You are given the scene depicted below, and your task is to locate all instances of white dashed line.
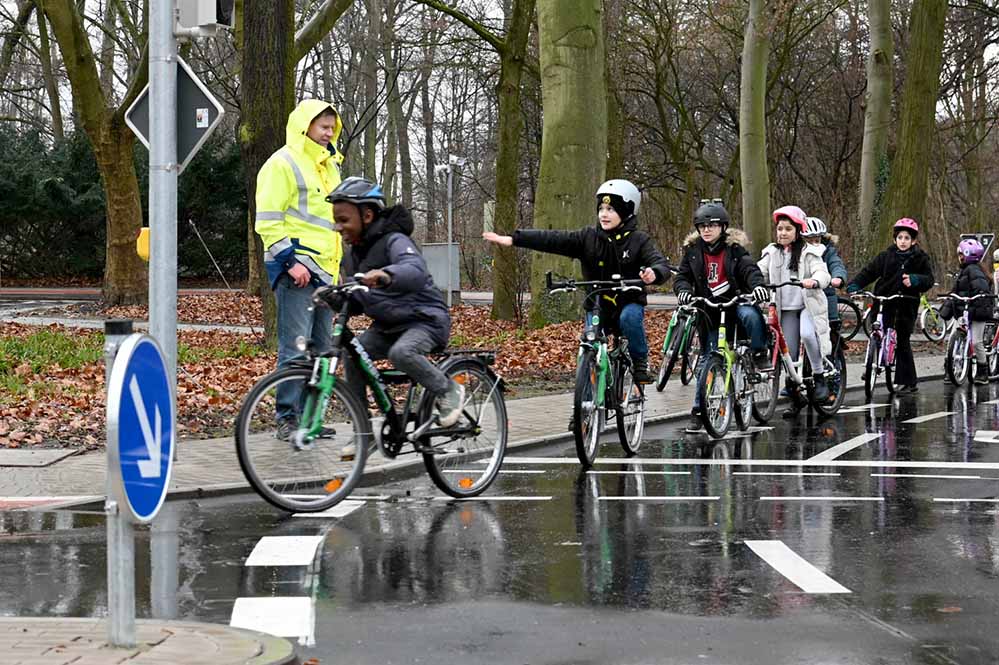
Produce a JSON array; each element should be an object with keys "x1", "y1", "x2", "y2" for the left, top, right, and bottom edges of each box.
[
  {"x1": 444, "y1": 469, "x2": 546, "y2": 474},
  {"x1": 837, "y1": 403, "x2": 891, "y2": 414},
  {"x1": 431, "y1": 495, "x2": 554, "y2": 501},
  {"x1": 759, "y1": 496, "x2": 884, "y2": 502},
  {"x1": 597, "y1": 496, "x2": 719, "y2": 502},
  {"x1": 586, "y1": 470, "x2": 691, "y2": 476},
  {"x1": 745, "y1": 540, "x2": 850, "y2": 593},
  {"x1": 245, "y1": 536, "x2": 326, "y2": 566},
  {"x1": 932, "y1": 498, "x2": 999, "y2": 503},
  {"x1": 902, "y1": 411, "x2": 954, "y2": 424},
  {"x1": 733, "y1": 471, "x2": 840, "y2": 477},
  {"x1": 872, "y1": 473, "x2": 981, "y2": 480}
]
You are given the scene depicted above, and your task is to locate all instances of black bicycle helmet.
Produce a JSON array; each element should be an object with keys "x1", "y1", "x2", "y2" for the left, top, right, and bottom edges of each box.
[
  {"x1": 693, "y1": 199, "x2": 729, "y2": 228},
  {"x1": 325, "y1": 176, "x2": 386, "y2": 210}
]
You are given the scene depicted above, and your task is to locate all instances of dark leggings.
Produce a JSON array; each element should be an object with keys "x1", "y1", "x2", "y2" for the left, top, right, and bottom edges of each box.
[{"x1": 883, "y1": 305, "x2": 917, "y2": 386}]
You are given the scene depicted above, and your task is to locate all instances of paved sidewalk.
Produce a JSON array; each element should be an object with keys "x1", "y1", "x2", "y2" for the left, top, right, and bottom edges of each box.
[
  {"x1": 0, "y1": 354, "x2": 945, "y2": 505},
  {"x1": 0, "y1": 617, "x2": 295, "y2": 665}
]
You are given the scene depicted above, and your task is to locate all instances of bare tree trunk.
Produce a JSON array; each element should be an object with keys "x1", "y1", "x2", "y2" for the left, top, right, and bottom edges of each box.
[
  {"x1": 856, "y1": 0, "x2": 892, "y2": 248},
  {"x1": 239, "y1": 0, "x2": 296, "y2": 347},
  {"x1": 739, "y1": 0, "x2": 771, "y2": 252},
  {"x1": 35, "y1": 10, "x2": 64, "y2": 141},
  {"x1": 97, "y1": 0, "x2": 116, "y2": 93},
  {"x1": 362, "y1": 0, "x2": 379, "y2": 180},
  {"x1": 421, "y1": 58, "x2": 438, "y2": 241},
  {"x1": 529, "y1": 0, "x2": 607, "y2": 327},
  {"x1": 603, "y1": 0, "x2": 623, "y2": 177},
  {"x1": 882, "y1": 0, "x2": 948, "y2": 244},
  {"x1": 0, "y1": 1, "x2": 34, "y2": 88}
]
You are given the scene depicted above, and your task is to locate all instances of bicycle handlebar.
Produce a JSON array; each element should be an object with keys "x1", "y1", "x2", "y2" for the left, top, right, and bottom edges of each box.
[
  {"x1": 689, "y1": 294, "x2": 755, "y2": 309},
  {"x1": 765, "y1": 279, "x2": 821, "y2": 289},
  {"x1": 851, "y1": 291, "x2": 917, "y2": 302},
  {"x1": 313, "y1": 281, "x2": 370, "y2": 307},
  {"x1": 545, "y1": 271, "x2": 646, "y2": 295},
  {"x1": 937, "y1": 293, "x2": 998, "y2": 303}
]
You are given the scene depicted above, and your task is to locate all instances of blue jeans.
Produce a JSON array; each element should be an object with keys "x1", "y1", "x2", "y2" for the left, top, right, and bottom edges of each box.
[
  {"x1": 275, "y1": 274, "x2": 333, "y2": 422},
  {"x1": 617, "y1": 303, "x2": 648, "y2": 360},
  {"x1": 695, "y1": 304, "x2": 766, "y2": 411}
]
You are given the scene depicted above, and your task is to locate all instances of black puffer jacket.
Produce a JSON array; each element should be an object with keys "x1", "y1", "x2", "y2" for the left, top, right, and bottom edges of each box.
[
  {"x1": 512, "y1": 217, "x2": 671, "y2": 308},
  {"x1": 950, "y1": 262, "x2": 994, "y2": 321},
  {"x1": 673, "y1": 229, "x2": 765, "y2": 298},
  {"x1": 848, "y1": 245, "x2": 934, "y2": 322},
  {"x1": 343, "y1": 205, "x2": 450, "y2": 345}
]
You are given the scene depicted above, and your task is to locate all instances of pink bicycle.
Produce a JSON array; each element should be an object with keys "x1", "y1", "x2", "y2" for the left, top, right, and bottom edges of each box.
[{"x1": 853, "y1": 292, "x2": 916, "y2": 401}]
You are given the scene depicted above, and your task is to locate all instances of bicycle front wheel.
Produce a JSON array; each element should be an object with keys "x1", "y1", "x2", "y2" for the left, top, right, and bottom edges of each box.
[
  {"x1": 573, "y1": 352, "x2": 605, "y2": 466},
  {"x1": 422, "y1": 361, "x2": 508, "y2": 498},
  {"x1": 234, "y1": 367, "x2": 370, "y2": 513},
  {"x1": 656, "y1": 322, "x2": 682, "y2": 392},
  {"x1": 680, "y1": 323, "x2": 705, "y2": 386},
  {"x1": 733, "y1": 355, "x2": 754, "y2": 431},
  {"x1": 810, "y1": 347, "x2": 847, "y2": 416},
  {"x1": 752, "y1": 346, "x2": 781, "y2": 424},
  {"x1": 697, "y1": 354, "x2": 733, "y2": 438},
  {"x1": 921, "y1": 306, "x2": 947, "y2": 342},
  {"x1": 837, "y1": 300, "x2": 862, "y2": 342},
  {"x1": 616, "y1": 361, "x2": 646, "y2": 455},
  {"x1": 945, "y1": 330, "x2": 969, "y2": 385}
]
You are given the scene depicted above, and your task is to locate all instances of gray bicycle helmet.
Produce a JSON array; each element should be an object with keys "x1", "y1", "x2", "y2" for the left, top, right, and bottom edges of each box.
[
  {"x1": 803, "y1": 216, "x2": 827, "y2": 238},
  {"x1": 326, "y1": 176, "x2": 386, "y2": 210}
]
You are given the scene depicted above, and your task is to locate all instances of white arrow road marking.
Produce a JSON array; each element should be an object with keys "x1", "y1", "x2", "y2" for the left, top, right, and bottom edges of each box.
[
  {"x1": 129, "y1": 375, "x2": 161, "y2": 478},
  {"x1": 745, "y1": 540, "x2": 850, "y2": 593},
  {"x1": 807, "y1": 432, "x2": 881, "y2": 461},
  {"x1": 902, "y1": 411, "x2": 954, "y2": 424}
]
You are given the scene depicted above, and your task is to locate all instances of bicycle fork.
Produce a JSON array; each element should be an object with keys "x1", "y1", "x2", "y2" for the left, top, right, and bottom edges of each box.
[{"x1": 296, "y1": 356, "x2": 339, "y2": 450}]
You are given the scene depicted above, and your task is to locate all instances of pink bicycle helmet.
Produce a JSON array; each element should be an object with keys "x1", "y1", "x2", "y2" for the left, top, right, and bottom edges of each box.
[
  {"x1": 893, "y1": 217, "x2": 919, "y2": 238},
  {"x1": 772, "y1": 205, "x2": 808, "y2": 232},
  {"x1": 958, "y1": 238, "x2": 985, "y2": 263}
]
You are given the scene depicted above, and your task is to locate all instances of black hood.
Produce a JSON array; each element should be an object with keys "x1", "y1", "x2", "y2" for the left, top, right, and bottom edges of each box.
[{"x1": 360, "y1": 205, "x2": 414, "y2": 247}]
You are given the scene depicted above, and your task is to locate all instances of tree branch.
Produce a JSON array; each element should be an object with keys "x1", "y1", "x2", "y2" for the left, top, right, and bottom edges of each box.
[
  {"x1": 294, "y1": 0, "x2": 354, "y2": 63},
  {"x1": 413, "y1": 0, "x2": 504, "y2": 53}
]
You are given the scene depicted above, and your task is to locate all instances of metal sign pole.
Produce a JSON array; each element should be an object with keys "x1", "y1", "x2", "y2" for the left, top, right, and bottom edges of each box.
[
  {"x1": 150, "y1": 0, "x2": 178, "y2": 381},
  {"x1": 446, "y1": 164, "x2": 454, "y2": 307},
  {"x1": 104, "y1": 321, "x2": 135, "y2": 648}
]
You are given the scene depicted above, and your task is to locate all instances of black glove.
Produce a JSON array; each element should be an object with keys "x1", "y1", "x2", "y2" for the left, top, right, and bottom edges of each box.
[
  {"x1": 677, "y1": 291, "x2": 694, "y2": 306},
  {"x1": 314, "y1": 286, "x2": 345, "y2": 310},
  {"x1": 753, "y1": 286, "x2": 770, "y2": 304}
]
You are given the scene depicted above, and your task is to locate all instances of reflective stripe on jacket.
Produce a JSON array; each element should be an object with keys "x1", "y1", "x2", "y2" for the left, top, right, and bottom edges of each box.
[{"x1": 255, "y1": 98, "x2": 344, "y2": 288}]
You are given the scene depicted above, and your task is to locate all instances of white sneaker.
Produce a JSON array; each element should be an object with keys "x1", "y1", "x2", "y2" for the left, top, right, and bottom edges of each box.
[{"x1": 435, "y1": 381, "x2": 466, "y2": 427}]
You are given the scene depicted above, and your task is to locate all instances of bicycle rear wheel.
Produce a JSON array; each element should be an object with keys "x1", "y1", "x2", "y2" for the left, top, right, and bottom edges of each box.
[
  {"x1": 837, "y1": 299, "x2": 862, "y2": 342},
  {"x1": 697, "y1": 354, "x2": 733, "y2": 438},
  {"x1": 810, "y1": 347, "x2": 847, "y2": 416},
  {"x1": 733, "y1": 355, "x2": 754, "y2": 431},
  {"x1": 573, "y1": 352, "x2": 604, "y2": 467},
  {"x1": 945, "y1": 330, "x2": 969, "y2": 385},
  {"x1": 422, "y1": 361, "x2": 508, "y2": 498},
  {"x1": 863, "y1": 338, "x2": 879, "y2": 402},
  {"x1": 921, "y1": 306, "x2": 947, "y2": 342},
  {"x1": 234, "y1": 367, "x2": 369, "y2": 513},
  {"x1": 656, "y1": 322, "x2": 683, "y2": 392},
  {"x1": 616, "y1": 361, "x2": 646, "y2": 455},
  {"x1": 752, "y1": 344, "x2": 781, "y2": 424}
]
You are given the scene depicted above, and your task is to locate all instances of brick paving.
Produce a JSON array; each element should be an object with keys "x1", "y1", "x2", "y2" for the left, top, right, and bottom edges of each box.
[
  {"x1": 0, "y1": 355, "x2": 945, "y2": 502},
  {"x1": 0, "y1": 617, "x2": 294, "y2": 665}
]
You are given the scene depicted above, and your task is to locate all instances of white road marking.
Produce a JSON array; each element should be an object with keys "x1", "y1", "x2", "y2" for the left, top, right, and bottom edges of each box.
[
  {"x1": 932, "y1": 498, "x2": 999, "y2": 503},
  {"x1": 485, "y1": 457, "x2": 574, "y2": 465},
  {"x1": 745, "y1": 540, "x2": 850, "y2": 593},
  {"x1": 293, "y1": 500, "x2": 366, "y2": 519},
  {"x1": 902, "y1": 411, "x2": 954, "y2": 424},
  {"x1": 807, "y1": 432, "x2": 882, "y2": 461},
  {"x1": 245, "y1": 536, "x2": 325, "y2": 566},
  {"x1": 759, "y1": 496, "x2": 884, "y2": 502},
  {"x1": 597, "y1": 496, "x2": 719, "y2": 502},
  {"x1": 586, "y1": 470, "x2": 690, "y2": 476},
  {"x1": 973, "y1": 430, "x2": 999, "y2": 444},
  {"x1": 837, "y1": 403, "x2": 891, "y2": 414},
  {"x1": 431, "y1": 495, "x2": 553, "y2": 501},
  {"x1": 230, "y1": 597, "x2": 314, "y2": 643},
  {"x1": 444, "y1": 469, "x2": 546, "y2": 474},
  {"x1": 500, "y1": 457, "x2": 999, "y2": 471},
  {"x1": 733, "y1": 471, "x2": 840, "y2": 477},
  {"x1": 872, "y1": 473, "x2": 981, "y2": 480}
]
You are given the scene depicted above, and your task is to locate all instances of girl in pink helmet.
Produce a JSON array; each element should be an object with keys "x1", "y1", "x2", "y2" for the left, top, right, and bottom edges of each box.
[
  {"x1": 945, "y1": 238, "x2": 993, "y2": 383},
  {"x1": 759, "y1": 205, "x2": 833, "y2": 411},
  {"x1": 846, "y1": 218, "x2": 934, "y2": 394}
]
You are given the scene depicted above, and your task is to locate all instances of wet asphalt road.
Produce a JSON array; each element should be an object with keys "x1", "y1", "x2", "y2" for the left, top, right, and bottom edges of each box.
[{"x1": 3, "y1": 379, "x2": 999, "y2": 664}]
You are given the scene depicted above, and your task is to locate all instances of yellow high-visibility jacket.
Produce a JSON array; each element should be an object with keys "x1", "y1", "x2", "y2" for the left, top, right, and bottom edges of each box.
[{"x1": 255, "y1": 99, "x2": 344, "y2": 287}]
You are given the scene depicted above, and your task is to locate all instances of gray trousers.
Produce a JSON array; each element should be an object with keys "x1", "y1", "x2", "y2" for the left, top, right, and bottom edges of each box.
[
  {"x1": 781, "y1": 309, "x2": 824, "y2": 375},
  {"x1": 343, "y1": 325, "x2": 451, "y2": 408}
]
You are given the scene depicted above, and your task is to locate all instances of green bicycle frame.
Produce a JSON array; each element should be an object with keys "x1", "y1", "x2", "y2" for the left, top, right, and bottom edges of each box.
[
  {"x1": 578, "y1": 311, "x2": 612, "y2": 408},
  {"x1": 710, "y1": 316, "x2": 736, "y2": 395},
  {"x1": 661, "y1": 307, "x2": 696, "y2": 356}
]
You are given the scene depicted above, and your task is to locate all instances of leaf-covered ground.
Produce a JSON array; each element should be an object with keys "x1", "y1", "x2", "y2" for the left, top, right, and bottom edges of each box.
[{"x1": 2, "y1": 292, "x2": 941, "y2": 450}]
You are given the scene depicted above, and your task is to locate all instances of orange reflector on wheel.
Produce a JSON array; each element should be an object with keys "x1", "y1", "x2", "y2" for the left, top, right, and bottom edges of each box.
[
  {"x1": 458, "y1": 477, "x2": 475, "y2": 489},
  {"x1": 325, "y1": 478, "x2": 343, "y2": 493},
  {"x1": 454, "y1": 372, "x2": 470, "y2": 385}
]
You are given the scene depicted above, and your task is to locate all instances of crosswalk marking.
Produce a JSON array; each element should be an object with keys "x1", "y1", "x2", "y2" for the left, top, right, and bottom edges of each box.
[
  {"x1": 902, "y1": 411, "x2": 954, "y2": 424},
  {"x1": 807, "y1": 432, "x2": 882, "y2": 461},
  {"x1": 230, "y1": 597, "x2": 315, "y2": 643},
  {"x1": 293, "y1": 500, "x2": 366, "y2": 518},
  {"x1": 245, "y1": 536, "x2": 326, "y2": 566},
  {"x1": 745, "y1": 540, "x2": 850, "y2": 593}
]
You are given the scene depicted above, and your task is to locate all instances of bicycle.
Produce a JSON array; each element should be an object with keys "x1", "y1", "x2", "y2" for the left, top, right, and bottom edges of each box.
[
  {"x1": 853, "y1": 292, "x2": 916, "y2": 402},
  {"x1": 940, "y1": 293, "x2": 999, "y2": 385},
  {"x1": 234, "y1": 280, "x2": 508, "y2": 512},
  {"x1": 754, "y1": 281, "x2": 847, "y2": 420},
  {"x1": 655, "y1": 301, "x2": 705, "y2": 392},
  {"x1": 836, "y1": 298, "x2": 863, "y2": 342},
  {"x1": 546, "y1": 272, "x2": 648, "y2": 466},
  {"x1": 692, "y1": 293, "x2": 759, "y2": 438},
  {"x1": 919, "y1": 289, "x2": 952, "y2": 342}
]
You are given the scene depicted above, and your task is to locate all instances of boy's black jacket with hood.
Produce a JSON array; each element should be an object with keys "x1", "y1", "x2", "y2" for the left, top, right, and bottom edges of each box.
[
  {"x1": 511, "y1": 217, "x2": 671, "y2": 309},
  {"x1": 342, "y1": 205, "x2": 450, "y2": 347},
  {"x1": 672, "y1": 228, "x2": 765, "y2": 322}
]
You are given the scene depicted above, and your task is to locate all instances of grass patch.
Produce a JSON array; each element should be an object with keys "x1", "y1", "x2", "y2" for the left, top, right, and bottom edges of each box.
[
  {"x1": 178, "y1": 339, "x2": 265, "y2": 363},
  {"x1": 0, "y1": 328, "x2": 103, "y2": 376}
]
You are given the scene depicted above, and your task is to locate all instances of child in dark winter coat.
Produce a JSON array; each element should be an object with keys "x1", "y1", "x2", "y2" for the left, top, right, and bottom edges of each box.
[
  {"x1": 946, "y1": 238, "x2": 993, "y2": 384},
  {"x1": 846, "y1": 218, "x2": 934, "y2": 394},
  {"x1": 483, "y1": 179, "x2": 671, "y2": 384},
  {"x1": 673, "y1": 199, "x2": 770, "y2": 431}
]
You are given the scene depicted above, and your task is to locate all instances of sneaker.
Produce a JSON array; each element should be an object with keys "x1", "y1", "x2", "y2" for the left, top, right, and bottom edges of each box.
[
  {"x1": 975, "y1": 366, "x2": 989, "y2": 385},
  {"x1": 435, "y1": 380, "x2": 466, "y2": 427},
  {"x1": 752, "y1": 350, "x2": 771, "y2": 372},
  {"x1": 685, "y1": 414, "x2": 704, "y2": 433},
  {"x1": 633, "y1": 357, "x2": 653, "y2": 384},
  {"x1": 811, "y1": 373, "x2": 830, "y2": 402},
  {"x1": 276, "y1": 418, "x2": 298, "y2": 442},
  {"x1": 896, "y1": 384, "x2": 919, "y2": 395}
]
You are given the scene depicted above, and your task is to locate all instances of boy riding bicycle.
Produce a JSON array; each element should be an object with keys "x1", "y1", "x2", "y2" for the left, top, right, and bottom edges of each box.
[
  {"x1": 673, "y1": 199, "x2": 770, "y2": 432},
  {"x1": 325, "y1": 177, "x2": 465, "y2": 443},
  {"x1": 483, "y1": 179, "x2": 671, "y2": 384}
]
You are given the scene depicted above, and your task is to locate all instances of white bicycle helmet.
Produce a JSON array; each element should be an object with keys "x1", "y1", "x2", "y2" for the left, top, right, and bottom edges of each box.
[
  {"x1": 802, "y1": 216, "x2": 827, "y2": 238},
  {"x1": 596, "y1": 179, "x2": 641, "y2": 219}
]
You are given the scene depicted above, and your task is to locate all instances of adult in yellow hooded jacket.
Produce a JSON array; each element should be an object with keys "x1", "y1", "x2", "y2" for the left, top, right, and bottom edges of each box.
[{"x1": 254, "y1": 99, "x2": 343, "y2": 431}]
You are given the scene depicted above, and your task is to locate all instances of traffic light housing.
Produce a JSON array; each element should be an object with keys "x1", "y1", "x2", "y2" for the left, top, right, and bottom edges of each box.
[{"x1": 177, "y1": 0, "x2": 235, "y2": 29}]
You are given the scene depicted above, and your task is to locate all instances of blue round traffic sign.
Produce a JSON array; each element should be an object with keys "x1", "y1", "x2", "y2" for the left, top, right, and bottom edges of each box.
[{"x1": 107, "y1": 334, "x2": 175, "y2": 522}]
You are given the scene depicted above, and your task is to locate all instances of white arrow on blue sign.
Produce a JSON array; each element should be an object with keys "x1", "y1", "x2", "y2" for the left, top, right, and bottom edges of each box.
[{"x1": 107, "y1": 334, "x2": 175, "y2": 523}]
